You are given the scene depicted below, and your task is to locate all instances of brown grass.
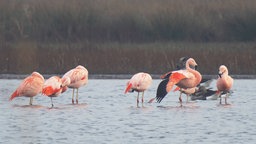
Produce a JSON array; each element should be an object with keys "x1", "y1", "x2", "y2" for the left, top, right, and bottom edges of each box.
[
  {"x1": 0, "y1": 0, "x2": 256, "y2": 75},
  {"x1": 0, "y1": 41, "x2": 255, "y2": 75},
  {"x1": 1, "y1": 0, "x2": 256, "y2": 42}
]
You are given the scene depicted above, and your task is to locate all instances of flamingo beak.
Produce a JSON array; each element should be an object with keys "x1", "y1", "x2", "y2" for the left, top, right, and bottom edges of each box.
[
  {"x1": 194, "y1": 65, "x2": 198, "y2": 70},
  {"x1": 218, "y1": 73, "x2": 222, "y2": 78}
]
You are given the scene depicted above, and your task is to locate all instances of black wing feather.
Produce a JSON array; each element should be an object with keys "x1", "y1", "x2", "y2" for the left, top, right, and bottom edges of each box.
[{"x1": 156, "y1": 79, "x2": 169, "y2": 103}]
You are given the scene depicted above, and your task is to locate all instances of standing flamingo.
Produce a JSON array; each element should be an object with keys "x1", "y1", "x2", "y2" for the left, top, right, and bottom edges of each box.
[
  {"x1": 62, "y1": 65, "x2": 88, "y2": 104},
  {"x1": 125, "y1": 72, "x2": 152, "y2": 107},
  {"x1": 42, "y1": 76, "x2": 71, "y2": 107},
  {"x1": 9, "y1": 72, "x2": 45, "y2": 105},
  {"x1": 216, "y1": 65, "x2": 233, "y2": 104},
  {"x1": 155, "y1": 58, "x2": 202, "y2": 106}
]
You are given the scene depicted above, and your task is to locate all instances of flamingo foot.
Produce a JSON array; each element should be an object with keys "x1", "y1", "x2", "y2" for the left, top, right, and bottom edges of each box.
[
  {"x1": 72, "y1": 99, "x2": 75, "y2": 104},
  {"x1": 179, "y1": 97, "x2": 183, "y2": 106},
  {"x1": 136, "y1": 100, "x2": 140, "y2": 108},
  {"x1": 76, "y1": 99, "x2": 78, "y2": 104}
]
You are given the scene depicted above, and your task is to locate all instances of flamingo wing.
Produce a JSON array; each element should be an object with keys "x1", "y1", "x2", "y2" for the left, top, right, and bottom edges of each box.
[
  {"x1": 160, "y1": 71, "x2": 172, "y2": 79},
  {"x1": 204, "y1": 89, "x2": 217, "y2": 97},
  {"x1": 42, "y1": 76, "x2": 62, "y2": 96},
  {"x1": 156, "y1": 79, "x2": 169, "y2": 103},
  {"x1": 9, "y1": 76, "x2": 33, "y2": 101},
  {"x1": 166, "y1": 72, "x2": 187, "y2": 93}
]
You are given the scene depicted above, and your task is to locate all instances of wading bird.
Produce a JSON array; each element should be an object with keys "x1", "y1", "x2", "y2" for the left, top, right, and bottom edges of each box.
[
  {"x1": 154, "y1": 58, "x2": 202, "y2": 106},
  {"x1": 42, "y1": 76, "x2": 71, "y2": 107},
  {"x1": 125, "y1": 72, "x2": 152, "y2": 107},
  {"x1": 62, "y1": 65, "x2": 88, "y2": 104},
  {"x1": 216, "y1": 65, "x2": 233, "y2": 104},
  {"x1": 9, "y1": 72, "x2": 45, "y2": 105}
]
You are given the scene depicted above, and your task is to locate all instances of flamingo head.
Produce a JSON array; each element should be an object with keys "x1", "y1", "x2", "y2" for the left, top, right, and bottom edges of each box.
[
  {"x1": 218, "y1": 65, "x2": 228, "y2": 78},
  {"x1": 186, "y1": 58, "x2": 198, "y2": 69}
]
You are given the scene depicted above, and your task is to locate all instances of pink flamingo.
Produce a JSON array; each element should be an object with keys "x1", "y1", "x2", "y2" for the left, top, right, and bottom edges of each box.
[
  {"x1": 9, "y1": 72, "x2": 45, "y2": 105},
  {"x1": 125, "y1": 72, "x2": 152, "y2": 107},
  {"x1": 216, "y1": 65, "x2": 233, "y2": 104},
  {"x1": 42, "y1": 76, "x2": 71, "y2": 107},
  {"x1": 62, "y1": 65, "x2": 88, "y2": 104},
  {"x1": 155, "y1": 58, "x2": 202, "y2": 106}
]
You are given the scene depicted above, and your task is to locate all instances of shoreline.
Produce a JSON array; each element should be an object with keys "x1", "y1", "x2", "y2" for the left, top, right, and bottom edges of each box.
[{"x1": 0, "y1": 74, "x2": 255, "y2": 79}]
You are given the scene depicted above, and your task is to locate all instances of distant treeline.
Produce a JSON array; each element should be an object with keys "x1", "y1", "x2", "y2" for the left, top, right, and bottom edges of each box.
[
  {"x1": 1, "y1": 0, "x2": 256, "y2": 42},
  {"x1": 0, "y1": 0, "x2": 256, "y2": 75}
]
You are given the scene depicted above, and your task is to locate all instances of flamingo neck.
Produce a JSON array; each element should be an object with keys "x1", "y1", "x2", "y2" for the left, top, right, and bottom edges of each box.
[{"x1": 186, "y1": 63, "x2": 202, "y2": 84}]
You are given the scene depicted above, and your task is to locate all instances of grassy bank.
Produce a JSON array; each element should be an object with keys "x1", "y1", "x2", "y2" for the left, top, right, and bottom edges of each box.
[{"x1": 0, "y1": 41, "x2": 255, "y2": 75}]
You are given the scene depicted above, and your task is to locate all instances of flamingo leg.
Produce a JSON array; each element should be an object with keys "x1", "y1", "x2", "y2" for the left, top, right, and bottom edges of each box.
[
  {"x1": 141, "y1": 91, "x2": 144, "y2": 107},
  {"x1": 179, "y1": 92, "x2": 183, "y2": 107},
  {"x1": 51, "y1": 97, "x2": 54, "y2": 108},
  {"x1": 76, "y1": 88, "x2": 79, "y2": 104},
  {"x1": 29, "y1": 97, "x2": 33, "y2": 105},
  {"x1": 72, "y1": 89, "x2": 75, "y2": 104},
  {"x1": 186, "y1": 94, "x2": 189, "y2": 102},
  {"x1": 225, "y1": 93, "x2": 228, "y2": 104},
  {"x1": 137, "y1": 92, "x2": 140, "y2": 108},
  {"x1": 219, "y1": 95, "x2": 222, "y2": 104}
]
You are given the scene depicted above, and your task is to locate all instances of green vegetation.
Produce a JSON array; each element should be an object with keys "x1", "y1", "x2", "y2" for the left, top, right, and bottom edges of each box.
[{"x1": 0, "y1": 0, "x2": 255, "y2": 75}]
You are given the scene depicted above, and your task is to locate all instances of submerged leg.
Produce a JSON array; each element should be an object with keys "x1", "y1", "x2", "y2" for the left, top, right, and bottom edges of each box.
[
  {"x1": 219, "y1": 94, "x2": 222, "y2": 104},
  {"x1": 29, "y1": 97, "x2": 33, "y2": 105},
  {"x1": 72, "y1": 89, "x2": 75, "y2": 104},
  {"x1": 76, "y1": 88, "x2": 79, "y2": 104},
  {"x1": 51, "y1": 97, "x2": 54, "y2": 108},
  {"x1": 179, "y1": 92, "x2": 183, "y2": 107},
  {"x1": 186, "y1": 94, "x2": 189, "y2": 102},
  {"x1": 141, "y1": 91, "x2": 144, "y2": 107},
  {"x1": 137, "y1": 92, "x2": 140, "y2": 108},
  {"x1": 225, "y1": 93, "x2": 228, "y2": 104}
]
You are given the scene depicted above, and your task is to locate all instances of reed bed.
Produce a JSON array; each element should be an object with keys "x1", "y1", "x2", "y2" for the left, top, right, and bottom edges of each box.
[
  {"x1": 0, "y1": 0, "x2": 255, "y2": 75},
  {"x1": 0, "y1": 42, "x2": 255, "y2": 75},
  {"x1": 1, "y1": 0, "x2": 256, "y2": 42}
]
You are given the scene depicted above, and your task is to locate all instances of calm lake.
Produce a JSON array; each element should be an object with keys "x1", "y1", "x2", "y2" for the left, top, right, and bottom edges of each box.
[{"x1": 0, "y1": 79, "x2": 255, "y2": 144}]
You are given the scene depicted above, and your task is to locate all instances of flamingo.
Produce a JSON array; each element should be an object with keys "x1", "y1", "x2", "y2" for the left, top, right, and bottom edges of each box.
[
  {"x1": 155, "y1": 58, "x2": 202, "y2": 106},
  {"x1": 125, "y1": 72, "x2": 152, "y2": 107},
  {"x1": 9, "y1": 72, "x2": 45, "y2": 105},
  {"x1": 62, "y1": 65, "x2": 88, "y2": 104},
  {"x1": 148, "y1": 57, "x2": 211, "y2": 104},
  {"x1": 216, "y1": 65, "x2": 233, "y2": 104},
  {"x1": 42, "y1": 76, "x2": 71, "y2": 107}
]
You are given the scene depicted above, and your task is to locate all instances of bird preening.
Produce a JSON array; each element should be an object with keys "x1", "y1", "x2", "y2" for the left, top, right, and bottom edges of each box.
[
  {"x1": 9, "y1": 65, "x2": 89, "y2": 107},
  {"x1": 9, "y1": 72, "x2": 45, "y2": 105},
  {"x1": 124, "y1": 72, "x2": 152, "y2": 108},
  {"x1": 8, "y1": 60, "x2": 234, "y2": 108}
]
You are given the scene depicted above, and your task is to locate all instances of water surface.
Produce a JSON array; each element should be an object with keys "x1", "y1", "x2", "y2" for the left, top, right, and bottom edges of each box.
[{"x1": 0, "y1": 79, "x2": 255, "y2": 144}]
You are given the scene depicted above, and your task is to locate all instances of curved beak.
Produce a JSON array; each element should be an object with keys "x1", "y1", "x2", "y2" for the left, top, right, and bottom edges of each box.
[
  {"x1": 218, "y1": 72, "x2": 223, "y2": 78},
  {"x1": 194, "y1": 65, "x2": 198, "y2": 70}
]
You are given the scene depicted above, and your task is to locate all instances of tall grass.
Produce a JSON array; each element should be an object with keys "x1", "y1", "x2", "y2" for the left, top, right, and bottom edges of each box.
[
  {"x1": 1, "y1": 0, "x2": 256, "y2": 42},
  {"x1": 0, "y1": 42, "x2": 255, "y2": 75},
  {"x1": 0, "y1": 0, "x2": 256, "y2": 75}
]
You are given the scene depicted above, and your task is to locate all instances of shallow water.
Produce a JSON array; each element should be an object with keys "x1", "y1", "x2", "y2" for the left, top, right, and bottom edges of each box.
[{"x1": 0, "y1": 79, "x2": 255, "y2": 144}]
